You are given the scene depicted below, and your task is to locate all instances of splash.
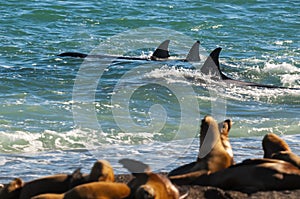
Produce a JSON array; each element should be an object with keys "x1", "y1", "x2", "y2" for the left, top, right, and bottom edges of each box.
[{"x1": 263, "y1": 61, "x2": 300, "y2": 73}]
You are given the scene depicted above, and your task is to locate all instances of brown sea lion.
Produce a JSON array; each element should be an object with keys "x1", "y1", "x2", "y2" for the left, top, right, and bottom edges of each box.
[
  {"x1": 31, "y1": 182, "x2": 130, "y2": 199},
  {"x1": 219, "y1": 119, "x2": 234, "y2": 164},
  {"x1": 19, "y1": 169, "x2": 81, "y2": 199},
  {"x1": 119, "y1": 158, "x2": 184, "y2": 199},
  {"x1": 192, "y1": 158, "x2": 300, "y2": 194},
  {"x1": 0, "y1": 178, "x2": 24, "y2": 199},
  {"x1": 262, "y1": 133, "x2": 300, "y2": 169},
  {"x1": 168, "y1": 116, "x2": 233, "y2": 185},
  {"x1": 19, "y1": 159, "x2": 115, "y2": 199},
  {"x1": 262, "y1": 133, "x2": 291, "y2": 158},
  {"x1": 87, "y1": 159, "x2": 115, "y2": 182},
  {"x1": 271, "y1": 151, "x2": 300, "y2": 169},
  {"x1": 135, "y1": 173, "x2": 181, "y2": 199}
]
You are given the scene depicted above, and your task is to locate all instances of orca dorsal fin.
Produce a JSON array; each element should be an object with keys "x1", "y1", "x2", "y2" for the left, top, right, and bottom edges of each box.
[
  {"x1": 151, "y1": 40, "x2": 170, "y2": 59},
  {"x1": 185, "y1": 40, "x2": 201, "y2": 62},
  {"x1": 201, "y1": 47, "x2": 228, "y2": 80},
  {"x1": 119, "y1": 158, "x2": 151, "y2": 174}
]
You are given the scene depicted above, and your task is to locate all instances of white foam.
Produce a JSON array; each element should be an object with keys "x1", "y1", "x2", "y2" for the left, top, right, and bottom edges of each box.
[
  {"x1": 274, "y1": 40, "x2": 293, "y2": 45},
  {"x1": 0, "y1": 157, "x2": 8, "y2": 166},
  {"x1": 144, "y1": 66, "x2": 194, "y2": 85},
  {"x1": 280, "y1": 74, "x2": 300, "y2": 87},
  {"x1": 211, "y1": 24, "x2": 223, "y2": 29},
  {"x1": 1, "y1": 65, "x2": 15, "y2": 69},
  {"x1": 0, "y1": 129, "x2": 91, "y2": 153},
  {"x1": 263, "y1": 62, "x2": 300, "y2": 73},
  {"x1": 144, "y1": 66, "x2": 300, "y2": 103},
  {"x1": 0, "y1": 131, "x2": 42, "y2": 153}
]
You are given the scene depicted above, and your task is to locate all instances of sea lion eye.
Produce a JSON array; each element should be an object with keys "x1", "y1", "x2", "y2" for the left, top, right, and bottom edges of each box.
[
  {"x1": 136, "y1": 186, "x2": 155, "y2": 199},
  {"x1": 143, "y1": 191, "x2": 155, "y2": 199}
]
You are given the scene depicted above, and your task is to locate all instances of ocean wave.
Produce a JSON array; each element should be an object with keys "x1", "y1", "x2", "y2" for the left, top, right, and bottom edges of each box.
[
  {"x1": 280, "y1": 74, "x2": 300, "y2": 87},
  {"x1": 0, "y1": 129, "x2": 87, "y2": 153},
  {"x1": 263, "y1": 61, "x2": 300, "y2": 73},
  {"x1": 146, "y1": 66, "x2": 300, "y2": 102}
]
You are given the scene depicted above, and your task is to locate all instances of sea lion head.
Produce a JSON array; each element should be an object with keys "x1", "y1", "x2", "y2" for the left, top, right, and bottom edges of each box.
[
  {"x1": 262, "y1": 133, "x2": 291, "y2": 158},
  {"x1": 89, "y1": 160, "x2": 115, "y2": 182},
  {"x1": 135, "y1": 185, "x2": 155, "y2": 199},
  {"x1": 199, "y1": 115, "x2": 224, "y2": 158},
  {"x1": 138, "y1": 173, "x2": 179, "y2": 199},
  {"x1": 119, "y1": 158, "x2": 180, "y2": 199},
  {"x1": 219, "y1": 119, "x2": 234, "y2": 163},
  {"x1": 0, "y1": 178, "x2": 24, "y2": 199},
  {"x1": 199, "y1": 115, "x2": 219, "y2": 146},
  {"x1": 219, "y1": 119, "x2": 232, "y2": 137}
]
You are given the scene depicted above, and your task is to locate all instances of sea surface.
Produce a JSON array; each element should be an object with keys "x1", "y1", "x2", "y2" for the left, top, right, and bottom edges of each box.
[{"x1": 0, "y1": 0, "x2": 299, "y2": 183}]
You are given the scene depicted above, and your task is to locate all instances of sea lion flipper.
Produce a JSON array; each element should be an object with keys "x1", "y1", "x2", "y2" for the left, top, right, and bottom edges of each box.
[
  {"x1": 178, "y1": 187, "x2": 189, "y2": 199},
  {"x1": 168, "y1": 161, "x2": 198, "y2": 177},
  {"x1": 69, "y1": 168, "x2": 85, "y2": 188}
]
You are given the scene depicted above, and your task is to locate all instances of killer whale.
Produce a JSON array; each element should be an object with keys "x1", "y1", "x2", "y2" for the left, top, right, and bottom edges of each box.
[
  {"x1": 58, "y1": 40, "x2": 201, "y2": 62},
  {"x1": 58, "y1": 40, "x2": 171, "y2": 60},
  {"x1": 201, "y1": 47, "x2": 300, "y2": 90},
  {"x1": 58, "y1": 38, "x2": 298, "y2": 89}
]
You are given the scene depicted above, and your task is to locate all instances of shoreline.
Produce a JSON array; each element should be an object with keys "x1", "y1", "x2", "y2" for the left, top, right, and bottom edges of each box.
[{"x1": 114, "y1": 174, "x2": 300, "y2": 199}]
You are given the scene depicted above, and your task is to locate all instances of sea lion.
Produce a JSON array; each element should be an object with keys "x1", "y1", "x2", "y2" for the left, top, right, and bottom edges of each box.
[
  {"x1": 192, "y1": 158, "x2": 300, "y2": 194},
  {"x1": 262, "y1": 133, "x2": 291, "y2": 158},
  {"x1": 31, "y1": 182, "x2": 130, "y2": 199},
  {"x1": 168, "y1": 116, "x2": 233, "y2": 185},
  {"x1": 219, "y1": 119, "x2": 234, "y2": 164},
  {"x1": 262, "y1": 133, "x2": 300, "y2": 169},
  {"x1": 19, "y1": 169, "x2": 82, "y2": 199},
  {"x1": 195, "y1": 115, "x2": 233, "y2": 172},
  {"x1": 0, "y1": 178, "x2": 24, "y2": 199},
  {"x1": 19, "y1": 159, "x2": 114, "y2": 199},
  {"x1": 271, "y1": 151, "x2": 300, "y2": 169},
  {"x1": 86, "y1": 159, "x2": 115, "y2": 182},
  {"x1": 135, "y1": 173, "x2": 180, "y2": 199},
  {"x1": 119, "y1": 158, "x2": 183, "y2": 199}
]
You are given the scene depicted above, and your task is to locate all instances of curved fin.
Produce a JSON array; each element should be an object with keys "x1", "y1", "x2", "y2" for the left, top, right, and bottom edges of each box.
[
  {"x1": 151, "y1": 40, "x2": 170, "y2": 59},
  {"x1": 119, "y1": 158, "x2": 151, "y2": 174},
  {"x1": 185, "y1": 41, "x2": 200, "y2": 62},
  {"x1": 200, "y1": 47, "x2": 231, "y2": 80},
  {"x1": 200, "y1": 47, "x2": 223, "y2": 79}
]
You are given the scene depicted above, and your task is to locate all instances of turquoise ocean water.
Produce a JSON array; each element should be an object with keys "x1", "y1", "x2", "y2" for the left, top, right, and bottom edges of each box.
[{"x1": 0, "y1": 0, "x2": 299, "y2": 183}]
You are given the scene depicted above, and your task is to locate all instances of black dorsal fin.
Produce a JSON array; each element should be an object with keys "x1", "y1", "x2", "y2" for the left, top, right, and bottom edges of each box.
[
  {"x1": 185, "y1": 40, "x2": 201, "y2": 62},
  {"x1": 151, "y1": 40, "x2": 170, "y2": 59},
  {"x1": 58, "y1": 52, "x2": 88, "y2": 58},
  {"x1": 200, "y1": 47, "x2": 228, "y2": 80}
]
